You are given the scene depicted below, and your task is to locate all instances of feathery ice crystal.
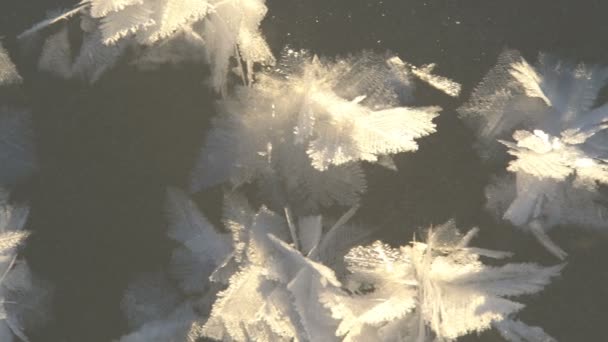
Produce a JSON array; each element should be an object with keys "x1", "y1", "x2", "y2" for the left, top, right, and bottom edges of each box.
[
  {"x1": 120, "y1": 190, "x2": 562, "y2": 342},
  {"x1": 326, "y1": 221, "x2": 562, "y2": 342},
  {"x1": 459, "y1": 50, "x2": 608, "y2": 259},
  {"x1": 21, "y1": 0, "x2": 274, "y2": 88},
  {"x1": 6, "y1": 3, "x2": 582, "y2": 340},
  {"x1": 119, "y1": 187, "x2": 233, "y2": 341},
  {"x1": 120, "y1": 188, "x2": 371, "y2": 341},
  {"x1": 200, "y1": 197, "x2": 372, "y2": 342},
  {"x1": 0, "y1": 198, "x2": 35, "y2": 342},
  {"x1": 191, "y1": 50, "x2": 459, "y2": 214}
]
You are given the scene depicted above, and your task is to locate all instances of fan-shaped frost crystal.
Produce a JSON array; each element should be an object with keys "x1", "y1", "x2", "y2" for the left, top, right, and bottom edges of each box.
[
  {"x1": 0, "y1": 202, "x2": 29, "y2": 256},
  {"x1": 0, "y1": 44, "x2": 22, "y2": 85},
  {"x1": 118, "y1": 188, "x2": 233, "y2": 342},
  {"x1": 23, "y1": 0, "x2": 274, "y2": 88},
  {"x1": 191, "y1": 50, "x2": 457, "y2": 214},
  {"x1": 0, "y1": 200, "x2": 52, "y2": 342},
  {"x1": 121, "y1": 193, "x2": 562, "y2": 342},
  {"x1": 165, "y1": 187, "x2": 232, "y2": 294},
  {"x1": 327, "y1": 221, "x2": 562, "y2": 342},
  {"x1": 202, "y1": 205, "x2": 323, "y2": 341},
  {"x1": 199, "y1": 195, "x2": 374, "y2": 342},
  {"x1": 459, "y1": 50, "x2": 608, "y2": 258}
]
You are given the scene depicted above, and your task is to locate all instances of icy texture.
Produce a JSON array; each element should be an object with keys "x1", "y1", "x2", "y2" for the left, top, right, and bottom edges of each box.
[
  {"x1": 202, "y1": 203, "x2": 354, "y2": 342},
  {"x1": 24, "y1": 0, "x2": 274, "y2": 88},
  {"x1": 0, "y1": 51, "x2": 48, "y2": 341},
  {"x1": 388, "y1": 57, "x2": 461, "y2": 98},
  {"x1": 327, "y1": 221, "x2": 563, "y2": 342},
  {"x1": 0, "y1": 199, "x2": 29, "y2": 342},
  {"x1": 0, "y1": 201, "x2": 29, "y2": 256},
  {"x1": 191, "y1": 50, "x2": 457, "y2": 214},
  {"x1": 165, "y1": 187, "x2": 232, "y2": 295},
  {"x1": 0, "y1": 43, "x2": 22, "y2": 85},
  {"x1": 38, "y1": 23, "x2": 131, "y2": 83},
  {"x1": 0, "y1": 199, "x2": 52, "y2": 342},
  {"x1": 121, "y1": 271, "x2": 182, "y2": 331},
  {"x1": 119, "y1": 188, "x2": 233, "y2": 341},
  {"x1": 459, "y1": 50, "x2": 608, "y2": 258},
  {"x1": 494, "y1": 319, "x2": 557, "y2": 342},
  {"x1": 117, "y1": 302, "x2": 200, "y2": 342},
  {"x1": 119, "y1": 195, "x2": 561, "y2": 342},
  {"x1": 198, "y1": 193, "x2": 373, "y2": 342}
]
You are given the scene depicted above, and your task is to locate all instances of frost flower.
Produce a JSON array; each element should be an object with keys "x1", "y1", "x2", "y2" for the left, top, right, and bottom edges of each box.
[{"x1": 459, "y1": 50, "x2": 608, "y2": 258}]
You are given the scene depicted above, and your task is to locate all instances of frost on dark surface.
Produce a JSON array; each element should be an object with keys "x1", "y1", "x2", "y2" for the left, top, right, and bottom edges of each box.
[
  {"x1": 118, "y1": 270, "x2": 197, "y2": 342},
  {"x1": 120, "y1": 189, "x2": 373, "y2": 341},
  {"x1": 0, "y1": 197, "x2": 53, "y2": 342},
  {"x1": 120, "y1": 191, "x2": 562, "y2": 342},
  {"x1": 459, "y1": 50, "x2": 608, "y2": 258},
  {"x1": 20, "y1": 0, "x2": 274, "y2": 89},
  {"x1": 2, "y1": 1, "x2": 607, "y2": 341},
  {"x1": 165, "y1": 187, "x2": 232, "y2": 295},
  {"x1": 119, "y1": 188, "x2": 232, "y2": 341},
  {"x1": 0, "y1": 43, "x2": 22, "y2": 85},
  {"x1": 0, "y1": 42, "x2": 51, "y2": 342},
  {"x1": 326, "y1": 221, "x2": 562, "y2": 342},
  {"x1": 191, "y1": 50, "x2": 457, "y2": 214},
  {"x1": 200, "y1": 204, "x2": 366, "y2": 342}
]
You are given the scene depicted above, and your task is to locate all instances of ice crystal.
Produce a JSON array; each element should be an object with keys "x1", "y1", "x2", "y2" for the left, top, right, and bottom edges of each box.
[
  {"x1": 191, "y1": 50, "x2": 457, "y2": 214},
  {"x1": 22, "y1": 0, "x2": 274, "y2": 89},
  {"x1": 327, "y1": 221, "x2": 562, "y2": 342},
  {"x1": 202, "y1": 196, "x2": 370, "y2": 342},
  {"x1": 459, "y1": 50, "x2": 608, "y2": 258}
]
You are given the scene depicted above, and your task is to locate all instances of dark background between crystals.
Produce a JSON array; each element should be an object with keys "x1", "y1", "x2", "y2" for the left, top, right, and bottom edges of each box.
[{"x1": 1, "y1": 0, "x2": 607, "y2": 341}]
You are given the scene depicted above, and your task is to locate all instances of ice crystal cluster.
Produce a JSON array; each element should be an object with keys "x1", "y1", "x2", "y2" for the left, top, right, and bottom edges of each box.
[
  {"x1": 21, "y1": 0, "x2": 274, "y2": 88},
  {"x1": 2, "y1": 0, "x2": 602, "y2": 340},
  {"x1": 328, "y1": 222, "x2": 562, "y2": 342},
  {"x1": 0, "y1": 198, "x2": 45, "y2": 342},
  {"x1": 0, "y1": 45, "x2": 51, "y2": 342},
  {"x1": 121, "y1": 191, "x2": 562, "y2": 342},
  {"x1": 460, "y1": 50, "x2": 608, "y2": 259},
  {"x1": 116, "y1": 39, "x2": 563, "y2": 340},
  {"x1": 190, "y1": 50, "x2": 456, "y2": 214}
]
